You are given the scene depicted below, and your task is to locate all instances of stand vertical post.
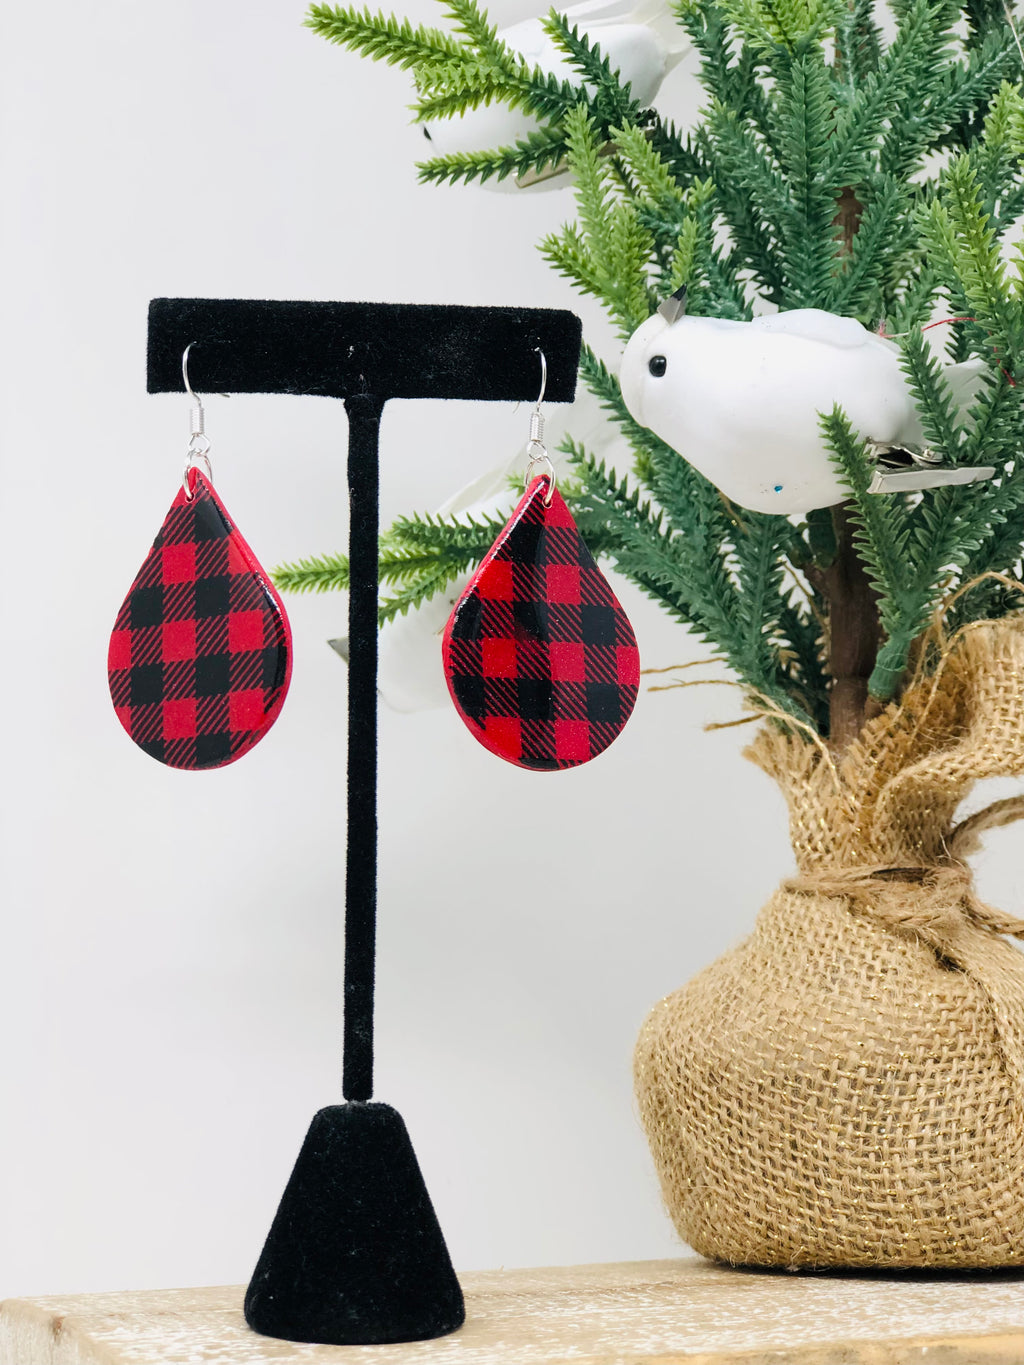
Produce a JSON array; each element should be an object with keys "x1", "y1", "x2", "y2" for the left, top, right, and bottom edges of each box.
[{"x1": 343, "y1": 393, "x2": 384, "y2": 1102}]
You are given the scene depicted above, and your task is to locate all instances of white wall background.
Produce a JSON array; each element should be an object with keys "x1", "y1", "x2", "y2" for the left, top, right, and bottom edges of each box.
[{"x1": 2, "y1": 0, "x2": 1022, "y2": 1301}]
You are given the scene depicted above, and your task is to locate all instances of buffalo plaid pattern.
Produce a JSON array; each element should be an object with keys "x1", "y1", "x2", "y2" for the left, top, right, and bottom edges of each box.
[
  {"x1": 108, "y1": 471, "x2": 292, "y2": 770},
  {"x1": 443, "y1": 477, "x2": 640, "y2": 770}
]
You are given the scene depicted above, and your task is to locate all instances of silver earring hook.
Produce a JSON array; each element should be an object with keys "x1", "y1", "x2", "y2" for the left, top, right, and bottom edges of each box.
[
  {"x1": 524, "y1": 346, "x2": 555, "y2": 504},
  {"x1": 182, "y1": 342, "x2": 200, "y2": 405},
  {"x1": 181, "y1": 343, "x2": 213, "y2": 498}
]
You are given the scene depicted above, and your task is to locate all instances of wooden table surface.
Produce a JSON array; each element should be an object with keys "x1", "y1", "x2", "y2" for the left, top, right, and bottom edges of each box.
[{"x1": 4, "y1": 1257, "x2": 1024, "y2": 1364}]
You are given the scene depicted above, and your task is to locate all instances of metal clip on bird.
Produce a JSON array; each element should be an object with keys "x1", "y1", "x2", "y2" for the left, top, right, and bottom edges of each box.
[{"x1": 866, "y1": 441, "x2": 996, "y2": 494}]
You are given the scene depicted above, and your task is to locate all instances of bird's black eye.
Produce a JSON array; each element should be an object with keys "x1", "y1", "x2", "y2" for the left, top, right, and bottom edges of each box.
[{"x1": 649, "y1": 355, "x2": 667, "y2": 377}]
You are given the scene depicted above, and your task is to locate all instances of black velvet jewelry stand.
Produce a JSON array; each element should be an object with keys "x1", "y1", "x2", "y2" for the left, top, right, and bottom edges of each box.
[{"x1": 146, "y1": 299, "x2": 582, "y2": 1348}]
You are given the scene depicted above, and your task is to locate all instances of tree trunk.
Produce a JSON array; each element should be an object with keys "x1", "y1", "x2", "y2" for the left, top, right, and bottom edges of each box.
[
  {"x1": 824, "y1": 502, "x2": 881, "y2": 750},
  {"x1": 821, "y1": 187, "x2": 880, "y2": 751}
]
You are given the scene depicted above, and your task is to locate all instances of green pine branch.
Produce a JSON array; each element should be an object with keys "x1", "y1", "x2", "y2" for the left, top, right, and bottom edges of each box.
[
  {"x1": 827, "y1": 175, "x2": 914, "y2": 317},
  {"x1": 770, "y1": 48, "x2": 842, "y2": 307},
  {"x1": 568, "y1": 441, "x2": 811, "y2": 719},
  {"x1": 419, "y1": 125, "x2": 568, "y2": 184},
  {"x1": 932, "y1": 28, "x2": 1020, "y2": 154},
  {"x1": 834, "y1": 0, "x2": 883, "y2": 86},
  {"x1": 273, "y1": 551, "x2": 350, "y2": 594},
  {"x1": 822, "y1": 408, "x2": 923, "y2": 699},
  {"x1": 825, "y1": 0, "x2": 933, "y2": 183},
  {"x1": 274, "y1": 510, "x2": 513, "y2": 624},
  {"x1": 441, "y1": 0, "x2": 510, "y2": 69},
  {"x1": 542, "y1": 13, "x2": 641, "y2": 126},
  {"x1": 923, "y1": 152, "x2": 1024, "y2": 364},
  {"x1": 307, "y1": 2, "x2": 468, "y2": 69},
  {"x1": 897, "y1": 326, "x2": 967, "y2": 452}
]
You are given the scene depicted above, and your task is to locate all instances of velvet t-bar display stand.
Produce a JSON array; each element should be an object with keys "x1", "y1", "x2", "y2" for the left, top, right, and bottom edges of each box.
[{"x1": 146, "y1": 299, "x2": 582, "y2": 1348}]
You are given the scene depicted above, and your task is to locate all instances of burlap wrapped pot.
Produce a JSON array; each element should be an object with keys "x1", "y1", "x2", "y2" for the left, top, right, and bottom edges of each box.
[{"x1": 635, "y1": 615, "x2": 1024, "y2": 1268}]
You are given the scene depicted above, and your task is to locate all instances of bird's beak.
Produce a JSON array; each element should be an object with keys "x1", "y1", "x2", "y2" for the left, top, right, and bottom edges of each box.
[{"x1": 657, "y1": 283, "x2": 687, "y2": 325}]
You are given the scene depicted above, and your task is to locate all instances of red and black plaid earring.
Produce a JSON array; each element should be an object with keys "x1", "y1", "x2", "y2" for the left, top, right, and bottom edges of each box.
[
  {"x1": 108, "y1": 346, "x2": 292, "y2": 770},
  {"x1": 442, "y1": 350, "x2": 640, "y2": 771}
]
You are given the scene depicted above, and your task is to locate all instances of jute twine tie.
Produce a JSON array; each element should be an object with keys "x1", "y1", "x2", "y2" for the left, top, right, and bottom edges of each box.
[{"x1": 785, "y1": 796, "x2": 1024, "y2": 949}]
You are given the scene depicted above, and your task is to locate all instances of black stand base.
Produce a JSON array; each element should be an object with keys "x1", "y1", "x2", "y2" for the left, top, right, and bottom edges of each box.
[{"x1": 244, "y1": 1103, "x2": 466, "y2": 1345}]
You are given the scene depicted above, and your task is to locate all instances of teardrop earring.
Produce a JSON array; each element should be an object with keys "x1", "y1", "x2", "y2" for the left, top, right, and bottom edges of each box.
[
  {"x1": 107, "y1": 345, "x2": 293, "y2": 770},
  {"x1": 442, "y1": 349, "x2": 640, "y2": 771}
]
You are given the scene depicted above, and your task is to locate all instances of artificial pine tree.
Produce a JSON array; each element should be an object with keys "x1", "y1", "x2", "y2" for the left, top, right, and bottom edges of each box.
[
  {"x1": 281, "y1": 0, "x2": 1024, "y2": 756},
  {"x1": 283, "y1": 0, "x2": 1024, "y2": 1271}
]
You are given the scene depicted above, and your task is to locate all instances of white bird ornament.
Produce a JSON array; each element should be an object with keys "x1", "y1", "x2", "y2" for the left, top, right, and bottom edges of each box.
[{"x1": 618, "y1": 293, "x2": 995, "y2": 515}]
